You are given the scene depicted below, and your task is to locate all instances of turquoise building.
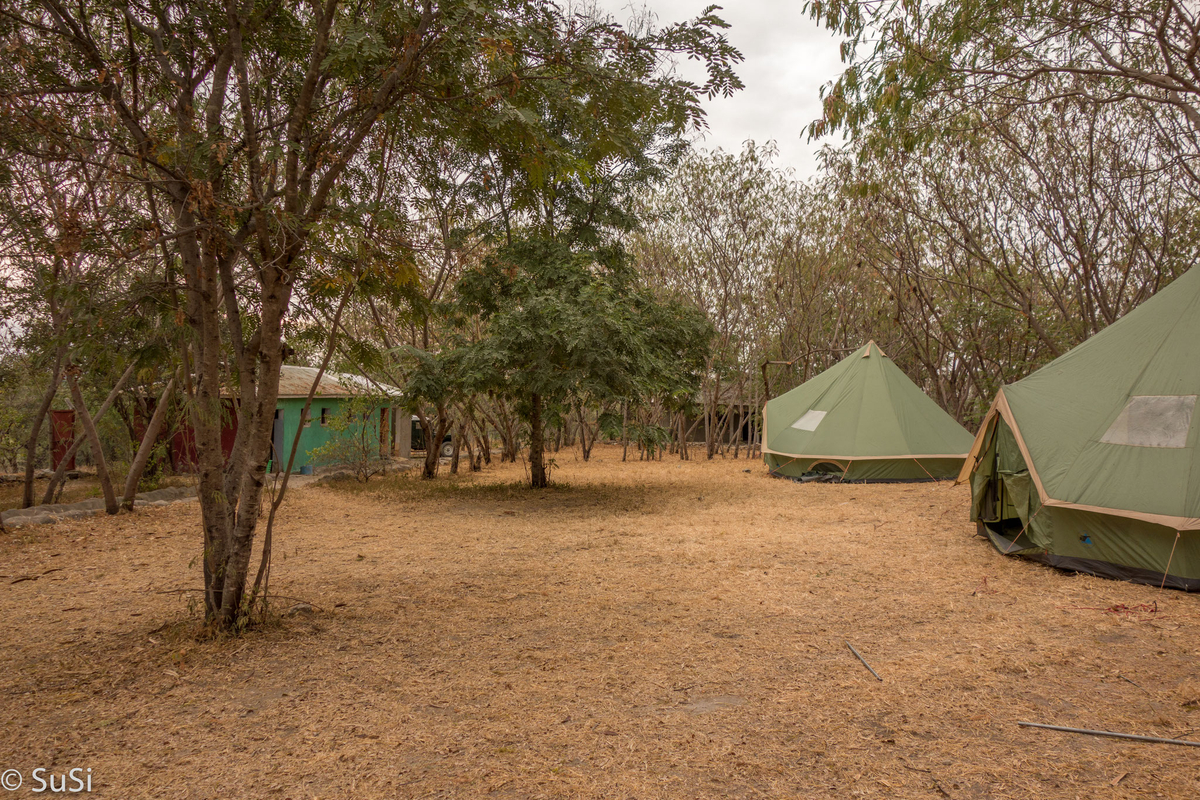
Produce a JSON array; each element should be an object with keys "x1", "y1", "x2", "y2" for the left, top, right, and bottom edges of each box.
[{"x1": 269, "y1": 366, "x2": 407, "y2": 473}]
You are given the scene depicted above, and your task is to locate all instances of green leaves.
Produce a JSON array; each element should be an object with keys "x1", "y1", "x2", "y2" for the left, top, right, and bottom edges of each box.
[
  {"x1": 400, "y1": 344, "x2": 461, "y2": 411},
  {"x1": 449, "y1": 232, "x2": 710, "y2": 421},
  {"x1": 807, "y1": 0, "x2": 1200, "y2": 159}
]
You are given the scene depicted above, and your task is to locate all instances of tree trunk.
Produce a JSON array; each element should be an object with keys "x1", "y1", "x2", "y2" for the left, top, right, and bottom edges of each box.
[
  {"x1": 66, "y1": 371, "x2": 118, "y2": 515},
  {"x1": 250, "y1": 287, "x2": 353, "y2": 612},
  {"x1": 490, "y1": 396, "x2": 521, "y2": 462},
  {"x1": 450, "y1": 420, "x2": 465, "y2": 474},
  {"x1": 43, "y1": 363, "x2": 137, "y2": 505},
  {"x1": 462, "y1": 422, "x2": 478, "y2": 472},
  {"x1": 712, "y1": 404, "x2": 733, "y2": 458},
  {"x1": 621, "y1": 401, "x2": 629, "y2": 462},
  {"x1": 22, "y1": 354, "x2": 64, "y2": 508},
  {"x1": 122, "y1": 375, "x2": 177, "y2": 510},
  {"x1": 576, "y1": 404, "x2": 593, "y2": 462},
  {"x1": 421, "y1": 407, "x2": 451, "y2": 479},
  {"x1": 679, "y1": 413, "x2": 688, "y2": 461},
  {"x1": 529, "y1": 392, "x2": 547, "y2": 488},
  {"x1": 706, "y1": 377, "x2": 720, "y2": 460},
  {"x1": 422, "y1": 421, "x2": 438, "y2": 478},
  {"x1": 751, "y1": 384, "x2": 761, "y2": 458}
]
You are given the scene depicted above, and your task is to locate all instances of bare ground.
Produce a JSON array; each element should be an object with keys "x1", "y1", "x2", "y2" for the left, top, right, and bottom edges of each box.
[{"x1": 3, "y1": 445, "x2": 1200, "y2": 799}]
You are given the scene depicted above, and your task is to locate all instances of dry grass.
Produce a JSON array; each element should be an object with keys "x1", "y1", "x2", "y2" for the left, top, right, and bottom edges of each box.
[
  {"x1": 0, "y1": 471, "x2": 196, "y2": 513},
  {"x1": 3, "y1": 445, "x2": 1200, "y2": 798},
  {"x1": 0, "y1": 475, "x2": 104, "y2": 512}
]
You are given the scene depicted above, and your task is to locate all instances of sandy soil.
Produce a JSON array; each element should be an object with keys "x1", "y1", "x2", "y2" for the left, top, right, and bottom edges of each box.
[{"x1": 3, "y1": 445, "x2": 1200, "y2": 799}]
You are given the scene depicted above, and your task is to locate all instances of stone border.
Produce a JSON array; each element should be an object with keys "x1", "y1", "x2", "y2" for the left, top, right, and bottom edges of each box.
[
  {"x1": 1, "y1": 486, "x2": 197, "y2": 529},
  {"x1": 1, "y1": 458, "x2": 417, "y2": 529}
]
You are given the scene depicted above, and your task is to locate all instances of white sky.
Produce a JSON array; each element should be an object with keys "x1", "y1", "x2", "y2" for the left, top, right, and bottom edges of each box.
[{"x1": 595, "y1": 0, "x2": 848, "y2": 178}]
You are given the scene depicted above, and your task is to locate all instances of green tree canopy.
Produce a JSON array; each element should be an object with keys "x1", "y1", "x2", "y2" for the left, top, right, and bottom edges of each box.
[{"x1": 454, "y1": 234, "x2": 712, "y2": 487}]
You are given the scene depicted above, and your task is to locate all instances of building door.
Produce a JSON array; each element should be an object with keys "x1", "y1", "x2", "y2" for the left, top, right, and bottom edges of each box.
[
  {"x1": 272, "y1": 409, "x2": 284, "y2": 472},
  {"x1": 50, "y1": 409, "x2": 77, "y2": 470}
]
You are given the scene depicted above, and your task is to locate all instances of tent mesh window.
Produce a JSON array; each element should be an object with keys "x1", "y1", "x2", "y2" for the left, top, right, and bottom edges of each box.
[
  {"x1": 1099, "y1": 395, "x2": 1196, "y2": 448},
  {"x1": 790, "y1": 409, "x2": 827, "y2": 431}
]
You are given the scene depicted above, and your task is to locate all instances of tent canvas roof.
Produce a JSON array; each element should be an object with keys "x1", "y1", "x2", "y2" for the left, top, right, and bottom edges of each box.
[
  {"x1": 764, "y1": 342, "x2": 974, "y2": 461},
  {"x1": 959, "y1": 267, "x2": 1200, "y2": 530}
]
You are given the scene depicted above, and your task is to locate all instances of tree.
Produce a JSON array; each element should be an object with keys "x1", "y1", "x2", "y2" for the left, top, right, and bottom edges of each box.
[
  {"x1": 629, "y1": 142, "x2": 883, "y2": 455},
  {"x1": 401, "y1": 346, "x2": 459, "y2": 480},
  {"x1": 455, "y1": 235, "x2": 711, "y2": 488},
  {"x1": 808, "y1": 0, "x2": 1200, "y2": 170},
  {"x1": 786, "y1": 0, "x2": 1200, "y2": 425},
  {"x1": 2, "y1": 0, "x2": 740, "y2": 628},
  {"x1": 810, "y1": 78, "x2": 1200, "y2": 422}
]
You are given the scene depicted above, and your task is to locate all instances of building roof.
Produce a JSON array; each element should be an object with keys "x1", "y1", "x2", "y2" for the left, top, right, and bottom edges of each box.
[{"x1": 276, "y1": 366, "x2": 403, "y2": 399}]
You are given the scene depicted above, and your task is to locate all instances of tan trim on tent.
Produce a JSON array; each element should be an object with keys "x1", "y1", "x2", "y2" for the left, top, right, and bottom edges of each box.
[
  {"x1": 955, "y1": 391, "x2": 1044, "y2": 491},
  {"x1": 762, "y1": 444, "x2": 969, "y2": 461},
  {"x1": 955, "y1": 394, "x2": 1001, "y2": 484},
  {"x1": 957, "y1": 389, "x2": 1200, "y2": 531},
  {"x1": 993, "y1": 390, "x2": 1051, "y2": 502},
  {"x1": 762, "y1": 403, "x2": 768, "y2": 451},
  {"x1": 1038, "y1": 498, "x2": 1200, "y2": 531}
]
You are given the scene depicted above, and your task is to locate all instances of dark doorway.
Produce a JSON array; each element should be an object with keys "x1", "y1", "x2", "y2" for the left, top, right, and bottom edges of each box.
[{"x1": 272, "y1": 409, "x2": 284, "y2": 472}]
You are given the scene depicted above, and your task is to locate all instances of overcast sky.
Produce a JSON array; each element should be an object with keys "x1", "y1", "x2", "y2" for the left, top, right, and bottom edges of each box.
[{"x1": 594, "y1": 1, "x2": 848, "y2": 178}]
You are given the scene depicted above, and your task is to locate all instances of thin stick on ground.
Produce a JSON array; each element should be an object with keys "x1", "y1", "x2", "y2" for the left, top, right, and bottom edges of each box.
[
  {"x1": 1018, "y1": 722, "x2": 1200, "y2": 747},
  {"x1": 846, "y1": 639, "x2": 883, "y2": 681}
]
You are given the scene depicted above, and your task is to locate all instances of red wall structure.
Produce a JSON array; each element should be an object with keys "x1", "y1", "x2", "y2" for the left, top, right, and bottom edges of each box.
[
  {"x1": 168, "y1": 399, "x2": 239, "y2": 472},
  {"x1": 49, "y1": 410, "x2": 76, "y2": 470}
]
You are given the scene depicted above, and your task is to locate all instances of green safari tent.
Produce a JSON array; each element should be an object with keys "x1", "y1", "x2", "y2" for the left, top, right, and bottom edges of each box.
[
  {"x1": 763, "y1": 342, "x2": 974, "y2": 481},
  {"x1": 961, "y1": 266, "x2": 1200, "y2": 590}
]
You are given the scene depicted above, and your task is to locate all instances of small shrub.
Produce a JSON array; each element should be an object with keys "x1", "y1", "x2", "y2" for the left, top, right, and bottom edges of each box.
[{"x1": 308, "y1": 395, "x2": 388, "y2": 483}]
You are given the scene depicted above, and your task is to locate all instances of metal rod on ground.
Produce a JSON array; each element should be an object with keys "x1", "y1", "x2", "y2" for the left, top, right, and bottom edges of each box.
[
  {"x1": 1018, "y1": 722, "x2": 1200, "y2": 747},
  {"x1": 846, "y1": 640, "x2": 882, "y2": 681}
]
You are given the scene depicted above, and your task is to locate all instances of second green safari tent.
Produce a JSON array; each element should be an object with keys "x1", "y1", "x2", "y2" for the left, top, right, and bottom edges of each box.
[
  {"x1": 961, "y1": 266, "x2": 1200, "y2": 590},
  {"x1": 763, "y1": 342, "x2": 974, "y2": 481}
]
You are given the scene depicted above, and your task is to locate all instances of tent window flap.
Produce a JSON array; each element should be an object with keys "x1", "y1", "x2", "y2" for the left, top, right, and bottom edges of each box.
[
  {"x1": 1099, "y1": 395, "x2": 1196, "y2": 448},
  {"x1": 791, "y1": 409, "x2": 827, "y2": 431}
]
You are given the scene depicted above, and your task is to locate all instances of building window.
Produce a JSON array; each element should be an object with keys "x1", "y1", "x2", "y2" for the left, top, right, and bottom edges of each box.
[{"x1": 321, "y1": 407, "x2": 330, "y2": 425}]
